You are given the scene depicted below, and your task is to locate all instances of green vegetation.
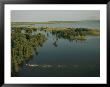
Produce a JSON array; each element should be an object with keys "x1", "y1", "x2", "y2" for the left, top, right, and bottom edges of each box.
[
  {"x1": 46, "y1": 28, "x2": 100, "y2": 41},
  {"x1": 11, "y1": 26, "x2": 47, "y2": 76}
]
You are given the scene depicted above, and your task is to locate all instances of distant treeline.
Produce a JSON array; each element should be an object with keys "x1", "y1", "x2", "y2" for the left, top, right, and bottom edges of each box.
[{"x1": 11, "y1": 20, "x2": 100, "y2": 25}]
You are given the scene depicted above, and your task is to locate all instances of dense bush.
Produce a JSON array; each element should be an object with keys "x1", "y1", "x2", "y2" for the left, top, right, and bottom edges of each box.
[{"x1": 11, "y1": 26, "x2": 47, "y2": 76}]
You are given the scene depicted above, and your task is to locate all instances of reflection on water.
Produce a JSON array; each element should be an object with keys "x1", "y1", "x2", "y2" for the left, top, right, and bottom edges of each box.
[
  {"x1": 11, "y1": 23, "x2": 100, "y2": 77},
  {"x1": 25, "y1": 64, "x2": 94, "y2": 68}
]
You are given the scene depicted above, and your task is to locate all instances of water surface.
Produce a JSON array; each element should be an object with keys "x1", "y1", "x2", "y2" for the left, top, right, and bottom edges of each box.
[
  {"x1": 13, "y1": 21, "x2": 100, "y2": 77},
  {"x1": 34, "y1": 21, "x2": 100, "y2": 29},
  {"x1": 17, "y1": 30, "x2": 100, "y2": 77}
]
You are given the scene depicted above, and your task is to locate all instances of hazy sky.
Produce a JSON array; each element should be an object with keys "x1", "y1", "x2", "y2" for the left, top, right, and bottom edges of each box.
[{"x1": 11, "y1": 10, "x2": 100, "y2": 22}]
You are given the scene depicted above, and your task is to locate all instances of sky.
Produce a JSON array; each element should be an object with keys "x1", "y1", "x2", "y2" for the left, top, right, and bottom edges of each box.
[{"x1": 11, "y1": 10, "x2": 100, "y2": 22}]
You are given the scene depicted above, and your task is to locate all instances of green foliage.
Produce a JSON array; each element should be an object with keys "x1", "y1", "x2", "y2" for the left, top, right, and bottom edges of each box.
[
  {"x1": 51, "y1": 28, "x2": 99, "y2": 41},
  {"x1": 11, "y1": 26, "x2": 47, "y2": 76}
]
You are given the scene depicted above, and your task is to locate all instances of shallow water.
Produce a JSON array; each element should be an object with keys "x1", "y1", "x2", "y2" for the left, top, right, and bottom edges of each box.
[
  {"x1": 34, "y1": 21, "x2": 100, "y2": 29},
  {"x1": 16, "y1": 30, "x2": 100, "y2": 77}
]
